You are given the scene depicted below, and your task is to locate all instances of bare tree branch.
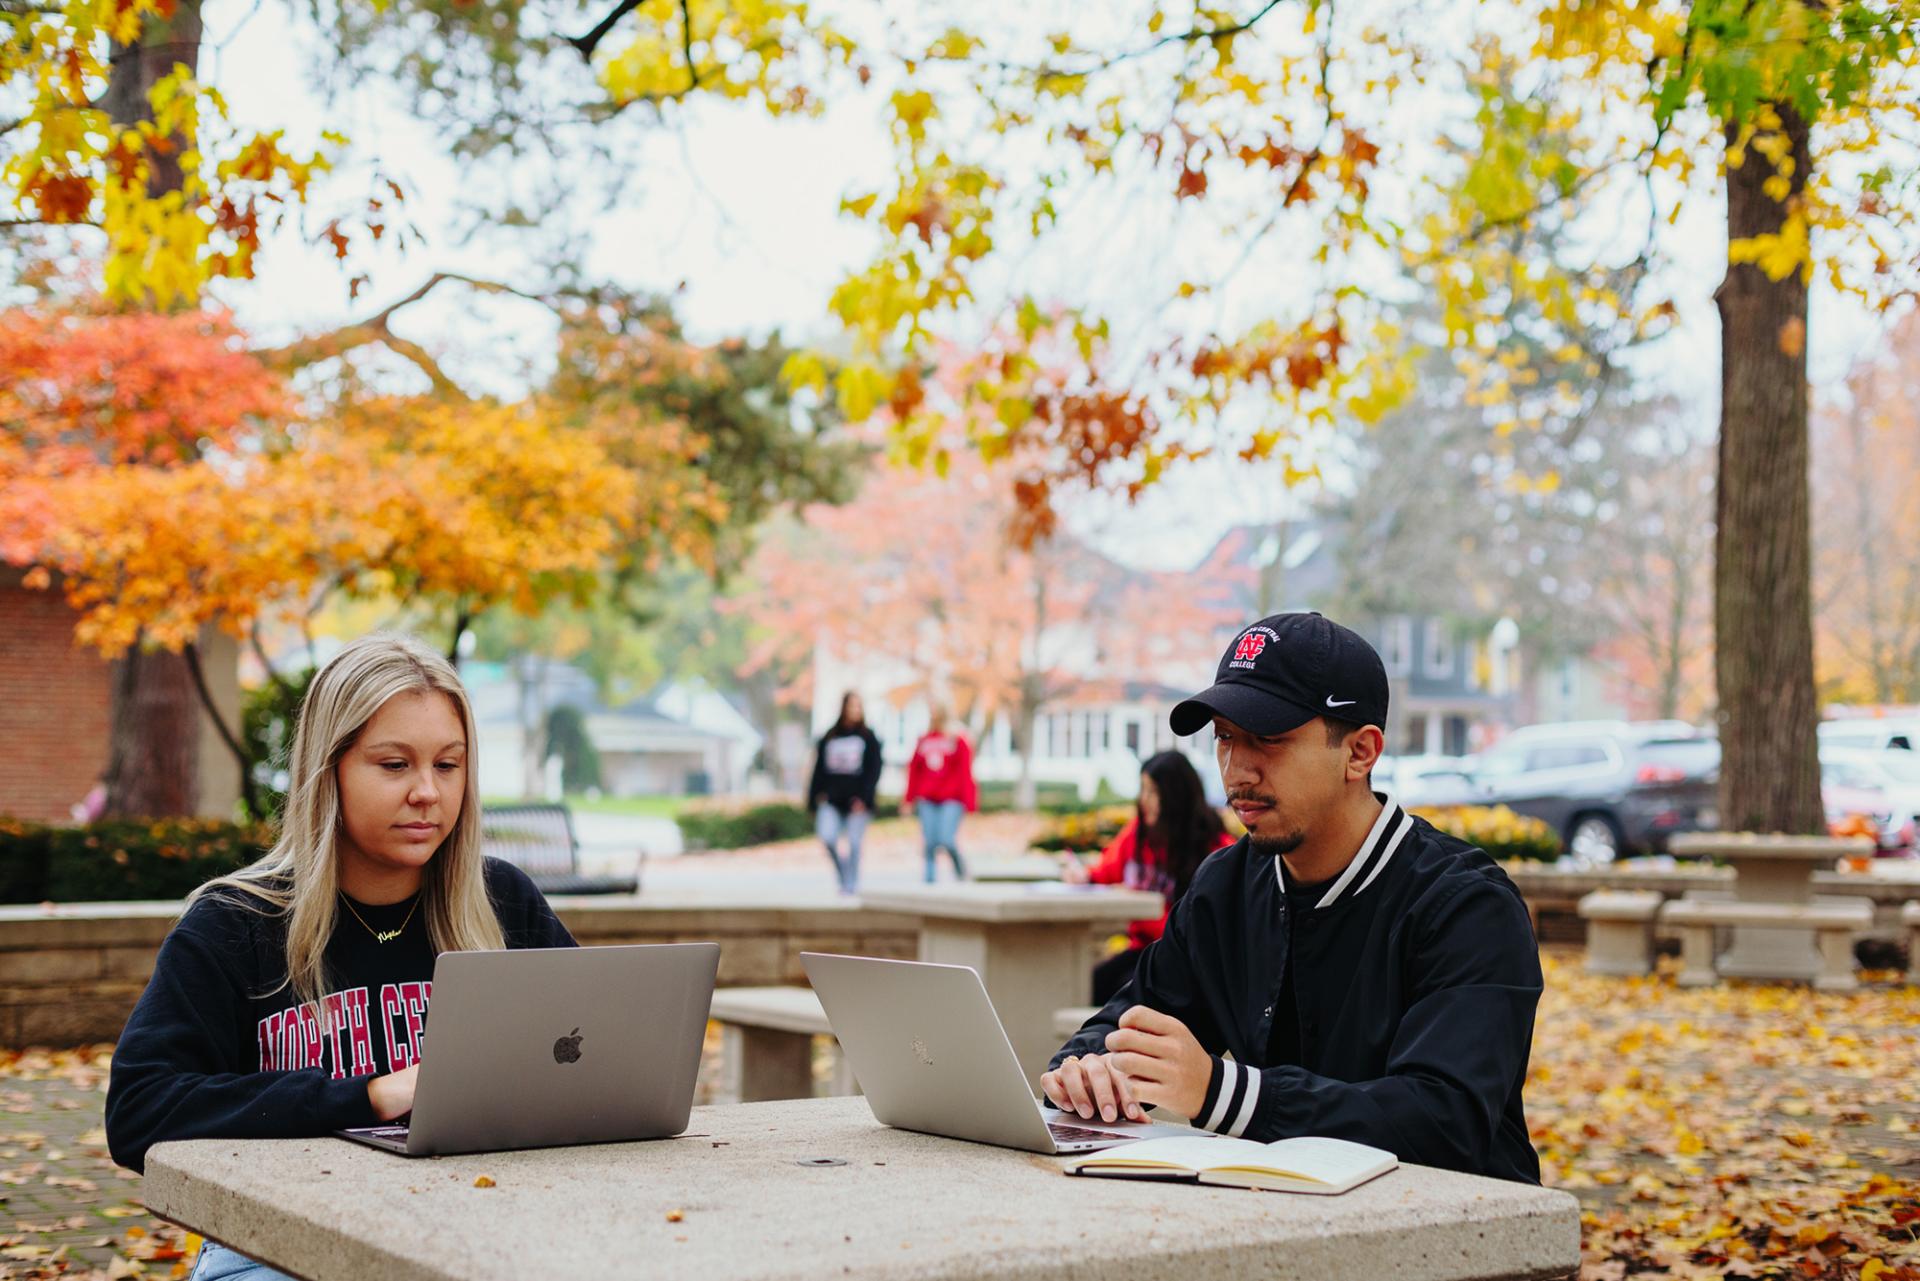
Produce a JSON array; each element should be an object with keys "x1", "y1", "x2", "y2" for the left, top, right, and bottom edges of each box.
[
  {"x1": 255, "y1": 271, "x2": 562, "y2": 392},
  {"x1": 1027, "y1": 0, "x2": 1287, "y2": 81},
  {"x1": 0, "y1": 216, "x2": 102, "y2": 229},
  {"x1": 680, "y1": 0, "x2": 697, "y2": 91},
  {"x1": 569, "y1": 0, "x2": 655, "y2": 61}
]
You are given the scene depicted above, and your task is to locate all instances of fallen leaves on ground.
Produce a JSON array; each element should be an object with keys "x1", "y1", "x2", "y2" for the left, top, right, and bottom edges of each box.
[
  {"x1": 1530, "y1": 951, "x2": 1920, "y2": 1279},
  {"x1": 0, "y1": 952, "x2": 1916, "y2": 1277}
]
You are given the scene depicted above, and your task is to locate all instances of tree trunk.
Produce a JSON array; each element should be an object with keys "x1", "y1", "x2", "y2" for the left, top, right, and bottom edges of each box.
[
  {"x1": 95, "y1": 5, "x2": 208, "y2": 820},
  {"x1": 1013, "y1": 695, "x2": 1038, "y2": 812},
  {"x1": 104, "y1": 646, "x2": 200, "y2": 819},
  {"x1": 518, "y1": 654, "x2": 548, "y2": 799},
  {"x1": 1713, "y1": 102, "x2": 1823, "y2": 835},
  {"x1": 102, "y1": 5, "x2": 206, "y2": 200},
  {"x1": 1657, "y1": 533, "x2": 1692, "y2": 721}
]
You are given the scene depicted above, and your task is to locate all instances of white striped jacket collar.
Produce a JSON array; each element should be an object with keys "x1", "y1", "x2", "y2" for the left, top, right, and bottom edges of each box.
[{"x1": 1272, "y1": 792, "x2": 1415, "y2": 912}]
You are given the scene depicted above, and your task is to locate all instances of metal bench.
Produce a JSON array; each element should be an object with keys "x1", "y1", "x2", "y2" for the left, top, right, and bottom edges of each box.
[
  {"x1": 1659, "y1": 897, "x2": 1871, "y2": 991},
  {"x1": 480, "y1": 802, "x2": 638, "y2": 896},
  {"x1": 709, "y1": 986, "x2": 858, "y2": 1102},
  {"x1": 1577, "y1": 889, "x2": 1664, "y2": 977}
]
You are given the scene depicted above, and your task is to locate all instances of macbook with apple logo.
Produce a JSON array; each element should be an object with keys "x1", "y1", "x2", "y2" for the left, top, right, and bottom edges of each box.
[
  {"x1": 801, "y1": 952, "x2": 1211, "y2": 1155},
  {"x1": 337, "y1": 942, "x2": 718, "y2": 1156}
]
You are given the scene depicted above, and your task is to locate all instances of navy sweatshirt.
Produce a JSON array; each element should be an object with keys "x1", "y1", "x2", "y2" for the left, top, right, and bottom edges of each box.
[
  {"x1": 106, "y1": 858, "x2": 575, "y2": 1173},
  {"x1": 1053, "y1": 800, "x2": 1544, "y2": 1184},
  {"x1": 807, "y1": 724, "x2": 883, "y2": 815}
]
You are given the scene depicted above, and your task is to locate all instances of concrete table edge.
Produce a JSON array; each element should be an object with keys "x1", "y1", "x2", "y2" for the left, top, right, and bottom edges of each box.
[
  {"x1": 143, "y1": 1097, "x2": 1582, "y2": 1281},
  {"x1": 859, "y1": 887, "x2": 1166, "y2": 924}
]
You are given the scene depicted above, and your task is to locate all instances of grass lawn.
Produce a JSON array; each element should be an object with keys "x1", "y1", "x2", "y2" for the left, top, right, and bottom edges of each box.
[{"x1": 559, "y1": 793, "x2": 691, "y2": 818}]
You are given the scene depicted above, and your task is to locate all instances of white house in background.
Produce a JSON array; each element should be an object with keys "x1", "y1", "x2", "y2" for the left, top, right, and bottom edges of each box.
[
  {"x1": 808, "y1": 647, "x2": 1219, "y2": 805},
  {"x1": 462, "y1": 662, "x2": 762, "y2": 800}
]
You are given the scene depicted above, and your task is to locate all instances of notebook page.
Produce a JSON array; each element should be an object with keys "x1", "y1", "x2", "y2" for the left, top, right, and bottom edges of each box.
[
  {"x1": 1068, "y1": 1136, "x2": 1268, "y2": 1171},
  {"x1": 1213, "y1": 1137, "x2": 1395, "y2": 1184}
]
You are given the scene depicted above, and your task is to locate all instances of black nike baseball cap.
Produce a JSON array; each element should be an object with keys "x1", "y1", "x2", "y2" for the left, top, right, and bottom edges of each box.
[{"x1": 1170, "y1": 612, "x2": 1390, "y2": 738}]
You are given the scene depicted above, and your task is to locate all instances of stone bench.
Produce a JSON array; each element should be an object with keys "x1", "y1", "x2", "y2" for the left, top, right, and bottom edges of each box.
[
  {"x1": 709, "y1": 986, "x2": 857, "y2": 1102},
  {"x1": 1660, "y1": 898, "x2": 1872, "y2": 991},
  {"x1": 1577, "y1": 889, "x2": 1664, "y2": 976},
  {"x1": 1905, "y1": 901, "x2": 1920, "y2": 984}
]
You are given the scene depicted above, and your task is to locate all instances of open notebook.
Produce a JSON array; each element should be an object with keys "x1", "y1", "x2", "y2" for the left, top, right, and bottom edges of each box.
[{"x1": 1064, "y1": 1135, "x2": 1397, "y2": 1195}]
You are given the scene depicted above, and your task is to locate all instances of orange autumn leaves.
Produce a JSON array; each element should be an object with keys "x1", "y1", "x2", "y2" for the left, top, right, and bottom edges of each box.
[
  {"x1": 0, "y1": 305, "x2": 712, "y2": 655},
  {"x1": 1530, "y1": 953, "x2": 1920, "y2": 1280}
]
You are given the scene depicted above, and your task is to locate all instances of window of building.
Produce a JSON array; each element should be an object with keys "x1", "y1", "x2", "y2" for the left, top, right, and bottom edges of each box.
[
  {"x1": 1442, "y1": 715, "x2": 1469, "y2": 756},
  {"x1": 1381, "y1": 616, "x2": 1414, "y2": 677},
  {"x1": 1403, "y1": 714, "x2": 1430, "y2": 756},
  {"x1": 1422, "y1": 619, "x2": 1455, "y2": 679}
]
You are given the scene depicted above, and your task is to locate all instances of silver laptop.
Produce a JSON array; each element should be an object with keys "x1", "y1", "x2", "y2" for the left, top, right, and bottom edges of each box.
[
  {"x1": 801, "y1": 952, "x2": 1209, "y2": 1154},
  {"x1": 338, "y1": 943, "x2": 718, "y2": 1157}
]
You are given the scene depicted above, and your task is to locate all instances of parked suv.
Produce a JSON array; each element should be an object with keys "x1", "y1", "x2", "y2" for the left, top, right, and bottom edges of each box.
[
  {"x1": 1818, "y1": 718, "x2": 1920, "y2": 753},
  {"x1": 1468, "y1": 721, "x2": 1720, "y2": 864}
]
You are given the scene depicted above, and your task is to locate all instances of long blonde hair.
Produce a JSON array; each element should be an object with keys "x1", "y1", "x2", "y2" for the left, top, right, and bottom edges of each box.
[{"x1": 192, "y1": 632, "x2": 504, "y2": 1012}]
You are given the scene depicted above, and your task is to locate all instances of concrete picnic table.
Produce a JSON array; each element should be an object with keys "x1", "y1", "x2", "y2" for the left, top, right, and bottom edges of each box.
[
  {"x1": 142, "y1": 1096, "x2": 1582, "y2": 1281},
  {"x1": 858, "y1": 883, "x2": 1163, "y2": 1086},
  {"x1": 965, "y1": 854, "x2": 1069, "y2": 882},
  {"x1": 1668, "y1": 833, "x2": 1875, "y2": 981}
]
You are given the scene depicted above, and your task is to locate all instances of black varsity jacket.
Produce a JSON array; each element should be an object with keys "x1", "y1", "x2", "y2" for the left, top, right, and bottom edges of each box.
[{"x1": 1051, "y1": 798, "x2": 1544, "y2": 1184}]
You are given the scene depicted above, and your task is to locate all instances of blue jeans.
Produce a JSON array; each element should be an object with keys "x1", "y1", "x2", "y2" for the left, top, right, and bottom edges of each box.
[
  {"x1": 916, "y1": 799, "x2": 967, "y2": 882},
  {"x1": 816, "y1": 804, "x2": 868, "y2": 892},
  {"x1": 189, "y1": 1242, "x2": 293, "y2": 1281}
]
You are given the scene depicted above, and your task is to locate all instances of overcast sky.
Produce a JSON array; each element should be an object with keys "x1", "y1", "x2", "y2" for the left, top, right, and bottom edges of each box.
[{"x1": 193, "y1": 0, "x2": 1899, "y2": 573}]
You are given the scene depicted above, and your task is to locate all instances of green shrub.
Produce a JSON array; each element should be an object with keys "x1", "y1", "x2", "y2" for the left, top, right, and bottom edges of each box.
[
  {"x1": 0, "y1": 817, "x2": 273, "y2": 903},
  {"x1": 0, "y1": 816, "x2": 52, "y2": 902},
  {"x1": 676, "y1": 800, "x2": 817, "y2": 851},
  {"x1": 239, "y1": 668, "x2": 316, "y2": 824},
  {"x1": 975, "y1": 780, "x2": 1106, "y2": 815}
]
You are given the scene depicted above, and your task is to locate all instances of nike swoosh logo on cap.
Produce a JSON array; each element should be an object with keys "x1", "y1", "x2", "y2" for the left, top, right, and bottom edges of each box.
[{"x1": 1326, "y1": 697, "x2": 1357, "y2": 708}]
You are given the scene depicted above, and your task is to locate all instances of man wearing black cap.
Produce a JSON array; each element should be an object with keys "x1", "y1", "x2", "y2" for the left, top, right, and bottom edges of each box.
[{"x1": 1041, "y1": 613, "x2": 1544, "y2": 1184}]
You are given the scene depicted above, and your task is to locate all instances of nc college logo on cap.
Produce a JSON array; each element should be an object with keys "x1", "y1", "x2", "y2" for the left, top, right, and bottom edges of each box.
[{"x1": 1229, "y1": 628, "x2": 1276, "y2": 671}]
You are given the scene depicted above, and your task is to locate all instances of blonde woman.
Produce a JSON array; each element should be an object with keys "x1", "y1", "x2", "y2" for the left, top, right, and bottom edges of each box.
[{"x1": 106, "y1": 634, "x2": 574, "y2": 1280}]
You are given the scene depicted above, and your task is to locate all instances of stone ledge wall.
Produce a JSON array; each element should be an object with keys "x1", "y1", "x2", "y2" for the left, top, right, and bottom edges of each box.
[{"x1": 0, "y1": 899, "x2": 924, "y2": 1048}]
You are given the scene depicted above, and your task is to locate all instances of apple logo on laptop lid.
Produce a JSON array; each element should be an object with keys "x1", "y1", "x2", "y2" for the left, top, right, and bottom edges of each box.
[{"x1": 553, "y1": 1028, "x2": 583, "y2": 1064}]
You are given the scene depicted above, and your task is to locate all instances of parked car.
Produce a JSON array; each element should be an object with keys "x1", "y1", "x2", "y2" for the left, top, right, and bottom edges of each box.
[
  {"x1": 1466, "y1": 721, "x2": 1720, "y2": 864},
  {"x1": 1818, "y1": 718, "x2": 1920, "y2": 752},
  {"x1": 1819, "y1": 747, "x2": 1920, "y2": 854},
  {"x1": 1378, "y1": 753, "x2": 1481, "y2": 807}
]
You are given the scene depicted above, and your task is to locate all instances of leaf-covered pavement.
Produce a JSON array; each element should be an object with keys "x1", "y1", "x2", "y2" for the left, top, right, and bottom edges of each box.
[{"x1": 1, "y1": 950, "x2": 1916, "y2": 1279}]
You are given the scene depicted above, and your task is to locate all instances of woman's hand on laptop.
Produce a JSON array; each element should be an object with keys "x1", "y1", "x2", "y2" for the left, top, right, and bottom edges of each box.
[
  {"x1": 367, "y1": 1065, "x2": 419, "y2": 1122},
  {"x1": 1102, "y1": 1006, "x2": 1211, "y2": 1121},
  {"x1": 1041, "y1": 1053, "x2": 1144, "y2": 1124}
]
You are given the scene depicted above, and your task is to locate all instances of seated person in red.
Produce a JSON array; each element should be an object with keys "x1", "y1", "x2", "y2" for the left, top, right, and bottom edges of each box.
[{"x1": 1061, "y1": 751, "x2": 1235, "y2": 1004}]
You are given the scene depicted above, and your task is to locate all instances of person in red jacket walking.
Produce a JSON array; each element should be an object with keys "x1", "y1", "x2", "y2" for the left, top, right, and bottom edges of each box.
[
  {"x1": 1061, "y1": 750, "x2": 1235, "y2": 1003},
  {"x1": 902, "y1": 705, "x2": 978, "y2": 882}
]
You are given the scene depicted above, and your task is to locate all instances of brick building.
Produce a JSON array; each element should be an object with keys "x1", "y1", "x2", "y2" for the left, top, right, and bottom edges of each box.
[{"x1": 0, "y1": 567, "x2": 240, "y2": 822}]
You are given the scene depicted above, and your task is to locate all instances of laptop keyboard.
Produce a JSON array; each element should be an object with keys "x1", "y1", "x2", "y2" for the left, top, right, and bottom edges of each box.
[{"x1": 1048, "y1": 1121, "x2": 1131, "y2": 1144}]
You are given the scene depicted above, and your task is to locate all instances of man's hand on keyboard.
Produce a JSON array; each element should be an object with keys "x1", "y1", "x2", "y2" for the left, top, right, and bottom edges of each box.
[{"x1": 1041, "y1": 1052, "x2": 1144, "y2": 1124}]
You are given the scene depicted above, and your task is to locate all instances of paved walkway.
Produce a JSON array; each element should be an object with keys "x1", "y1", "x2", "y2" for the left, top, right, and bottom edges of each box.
[{"x1": 640, "y1": 812, "x2": 1051, "y2": 896}]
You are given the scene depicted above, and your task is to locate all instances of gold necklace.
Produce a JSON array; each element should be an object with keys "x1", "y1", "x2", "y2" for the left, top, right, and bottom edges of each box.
[{"x1": 339, "y1": 890, "x2": 421, "y2": 944}]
